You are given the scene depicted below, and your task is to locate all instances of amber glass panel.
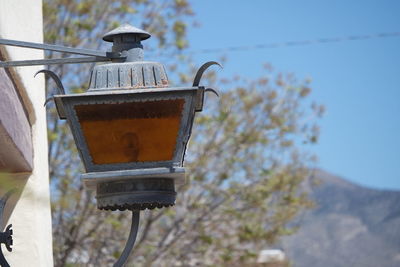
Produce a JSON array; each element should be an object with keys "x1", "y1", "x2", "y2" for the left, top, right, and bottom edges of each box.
[{"x1": 74, "y1": 99, "x2": 185, "y2": 164}]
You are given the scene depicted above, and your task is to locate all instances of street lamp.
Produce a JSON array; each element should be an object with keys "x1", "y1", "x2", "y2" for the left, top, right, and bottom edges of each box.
[{"x1": 0, "y1": 23, "x2": 220, "y2": 266}]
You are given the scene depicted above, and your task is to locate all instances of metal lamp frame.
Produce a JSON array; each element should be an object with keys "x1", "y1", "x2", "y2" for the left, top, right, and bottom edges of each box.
[{"x1": 0, "y1": 24, "x2": 220, "y2": 267}]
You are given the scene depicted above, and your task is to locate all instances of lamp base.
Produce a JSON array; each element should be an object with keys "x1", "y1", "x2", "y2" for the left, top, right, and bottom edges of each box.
[
  {"x1": 97, "y1": 178, "x2": 176, "y2": 211},
  {"x1": 81, "y1": 167, "x2": 184, "y2": 211}
]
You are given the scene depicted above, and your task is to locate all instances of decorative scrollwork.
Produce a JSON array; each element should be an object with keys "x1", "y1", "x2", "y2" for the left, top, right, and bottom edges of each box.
[{"x1": 0, "y1": 190, "x2": 15, "y2": 267}]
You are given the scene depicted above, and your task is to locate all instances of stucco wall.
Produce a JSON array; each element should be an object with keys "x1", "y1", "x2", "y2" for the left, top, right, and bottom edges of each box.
[{"x1": 0, "y1": 0, "x2": 54, "y2": 266}]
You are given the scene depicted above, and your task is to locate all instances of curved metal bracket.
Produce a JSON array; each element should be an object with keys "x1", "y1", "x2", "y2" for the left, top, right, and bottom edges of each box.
[
  {"x1": 113, "y1": 210, "x2": 140, "y2": 267},
  {"x1": 205, "y1": 88, "x2": 219, "y2": 97},
  {"x1": 192, "y1": 61, "x2": 222, "y2": 87},
  {"x1": 193, "y1": 61, "x2": 222, "y2": 112},
  {"x1": 0, "y1": 190, "x2": 16, "y2": 267},
  {"x1": 34, "y1": 69, "x2": 66, "y2": 106}
]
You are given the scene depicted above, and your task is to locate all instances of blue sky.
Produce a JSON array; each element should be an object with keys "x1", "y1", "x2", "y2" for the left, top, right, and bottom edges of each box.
[{"x1": 183, "y1": 0, "x2": 400, "y2": 189}]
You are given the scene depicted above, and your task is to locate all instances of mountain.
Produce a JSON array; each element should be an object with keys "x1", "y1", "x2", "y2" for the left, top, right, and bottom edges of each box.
[{"x1": 281, "y1": 170, "x2": 400, "y2": 267}]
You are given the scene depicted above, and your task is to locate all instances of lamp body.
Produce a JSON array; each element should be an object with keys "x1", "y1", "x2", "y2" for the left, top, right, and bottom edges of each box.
[
  {"x1": 55, "y1": 84, "x2": 205, "y2": 210},
  {"x1": 52, "y1": 24, "x2": 209, "y2": 211},
  {"x1": 0, "y1": 23, "x2": 218, "y2": 266},
  {"x1": 53, "y1": 56, "x2": 209, "y2": 209}
]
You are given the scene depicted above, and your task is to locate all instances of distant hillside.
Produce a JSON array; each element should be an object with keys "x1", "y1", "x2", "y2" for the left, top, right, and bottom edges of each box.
[{"x1": 282, "y1": 170, "x2": 400, "y2": 267}]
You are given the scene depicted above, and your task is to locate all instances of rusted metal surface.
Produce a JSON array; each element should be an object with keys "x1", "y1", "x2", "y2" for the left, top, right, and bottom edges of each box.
[{"x1": 88, "y1": 62, "x2": 169, "y2": 90}]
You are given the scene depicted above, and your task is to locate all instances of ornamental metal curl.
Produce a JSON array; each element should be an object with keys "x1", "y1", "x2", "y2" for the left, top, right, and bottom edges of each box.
[
  {"x1": 34, "y1": 69, "x2": 65, "y2": 106},
  {"x1": 193, "y1": 61, "x2": 221, "y2": 101},
  {"x1": 0, "y1": 190, "x2": 15, "y2": 267},
  {"x1": 192, "y1": 61, "x2": 222, "y2": 87}
]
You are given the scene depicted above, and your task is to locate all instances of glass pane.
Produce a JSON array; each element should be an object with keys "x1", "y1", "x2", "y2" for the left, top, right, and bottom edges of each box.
[{"x1": 74, "y1": 99, "x2": 185, "y2": 164}]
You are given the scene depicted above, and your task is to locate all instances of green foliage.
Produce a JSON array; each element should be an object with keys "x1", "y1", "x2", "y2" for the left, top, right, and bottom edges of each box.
[
  {"x1": 173, "y1": 20, "x2": 188, "y2": 49},
  {"x1": 43, "y1": 1, "x2": 323, "y2": 266}
]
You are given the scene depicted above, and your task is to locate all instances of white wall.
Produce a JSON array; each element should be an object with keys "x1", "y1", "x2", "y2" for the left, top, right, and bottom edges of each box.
[{"x1": 0, "y1": 0, "x2": 54, "y2": 266}]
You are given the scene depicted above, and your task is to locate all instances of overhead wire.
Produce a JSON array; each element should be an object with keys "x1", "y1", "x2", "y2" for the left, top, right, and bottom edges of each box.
[{"x1": 148, "y1": 31, "x2": 400, "y2": 58}]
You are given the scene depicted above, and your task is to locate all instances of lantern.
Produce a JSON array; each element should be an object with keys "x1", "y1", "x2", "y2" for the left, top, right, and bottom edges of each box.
[
  {"x1": 0, "y1": 23, "x2": 220, "y2": 266},
  {"x1": 0, "y1": 24, "x2": 219, "y2": 266},
  {"x1": 53, "y1": 24, "x2": 219, "y2": 211}
]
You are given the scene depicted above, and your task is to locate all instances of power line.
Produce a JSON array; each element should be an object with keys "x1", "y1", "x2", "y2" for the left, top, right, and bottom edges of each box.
[{"x1": 150, "y1": 32, "x2": 400, "y2": 57}]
